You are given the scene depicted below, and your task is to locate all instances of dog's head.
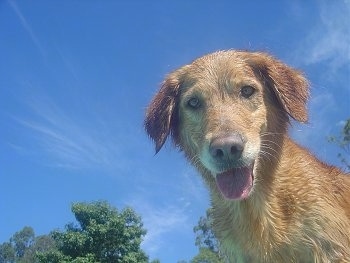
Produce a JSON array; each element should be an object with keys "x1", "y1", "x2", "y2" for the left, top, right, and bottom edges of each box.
[{"x1": 145, "y1": 50, "x2": 309, "y2": 200}]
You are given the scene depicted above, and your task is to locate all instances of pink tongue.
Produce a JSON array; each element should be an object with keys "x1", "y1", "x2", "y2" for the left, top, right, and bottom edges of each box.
[{"x1": 215, "y1": 166, "x2": 253, "y2": 200}]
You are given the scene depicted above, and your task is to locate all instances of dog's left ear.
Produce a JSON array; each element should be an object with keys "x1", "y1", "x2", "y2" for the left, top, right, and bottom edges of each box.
[{"x1": 248, "y1": 52, "x2": 310, "y2": 123}]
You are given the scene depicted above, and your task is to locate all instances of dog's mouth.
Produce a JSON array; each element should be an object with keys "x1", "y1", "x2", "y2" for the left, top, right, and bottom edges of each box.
[{"x1": 214, "y1": 162, "x2": 254, "y2": 200}]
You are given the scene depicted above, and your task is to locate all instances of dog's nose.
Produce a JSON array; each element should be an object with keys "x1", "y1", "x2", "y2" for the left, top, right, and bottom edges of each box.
[{"x1": 209, "y1": 134, "x2": 245, "y2": 161}]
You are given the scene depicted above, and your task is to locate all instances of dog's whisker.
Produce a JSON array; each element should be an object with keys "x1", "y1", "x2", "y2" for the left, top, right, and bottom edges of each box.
[{"x1": 260, "y1": 141, "x2": 282, "y2": 152}]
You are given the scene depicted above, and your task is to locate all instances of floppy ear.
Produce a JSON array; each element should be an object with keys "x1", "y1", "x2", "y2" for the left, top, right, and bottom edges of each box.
[
  {"x1": 248, "y1": 52, "x2": 310, "y2": 123},
  {"x1": 144, "y1": 77, "x2": 181, "y2": 153}
]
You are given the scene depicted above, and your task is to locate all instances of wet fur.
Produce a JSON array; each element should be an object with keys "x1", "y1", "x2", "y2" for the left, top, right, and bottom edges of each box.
[{"x1": 145, "y1": 50, "x2": 350, "y2": 262}]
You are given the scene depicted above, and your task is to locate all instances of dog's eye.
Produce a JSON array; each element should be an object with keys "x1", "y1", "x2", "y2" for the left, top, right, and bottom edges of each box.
[
  {"x1": 187, "y1": 97, "x2": 201, "y2": 109},
  {"x1": 241, "y1": 85, "x2": 255, "y2": 98}
]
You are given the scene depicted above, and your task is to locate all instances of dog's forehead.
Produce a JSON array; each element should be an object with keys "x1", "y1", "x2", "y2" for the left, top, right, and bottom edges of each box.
[
  {"x1": 193, "y1": 50, "x2": 245, "y2": 63},
  {"x1": 181, "y1": 51, "x2": 256, "y2": 91},
  {"x1": 192, "y1": 51, "x2": 248, "y2": 70}
]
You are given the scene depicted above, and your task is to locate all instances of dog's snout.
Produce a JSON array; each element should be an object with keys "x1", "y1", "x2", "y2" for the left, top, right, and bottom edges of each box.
[{"x1": 209, "y1": 134, "x2": 245, "y2": 161}]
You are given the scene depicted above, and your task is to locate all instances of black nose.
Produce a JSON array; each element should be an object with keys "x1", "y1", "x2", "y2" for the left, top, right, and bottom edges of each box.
[{"x1": 209, "y1": 133, "x2": 245, "y2": 161}]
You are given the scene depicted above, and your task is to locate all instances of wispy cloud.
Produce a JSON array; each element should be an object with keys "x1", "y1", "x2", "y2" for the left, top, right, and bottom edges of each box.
[
  {"x1": 290, "y1": 90, "x2": 336, "y2": 145},
  {"x1": 179, "y1": 168, "x2": 209, "y2": 204},
  {"x1": 130, "y1": 198, "x2": 189, "y2": 256},
  {"x1": 126, "y1": 168, "x2": 208, "y2": 258},
  {"x1": 289, "y1": 0, "x2": 350, "y2": 164},
  {"x1": 7, "y1": 0, "x2": 46, "y2": 57},
  {"x1": 12, "y1": 96, "x2": 122, "y2": 171},
  {"x1": 293, "y1": 1, "x2": 350, "y2": 74}
]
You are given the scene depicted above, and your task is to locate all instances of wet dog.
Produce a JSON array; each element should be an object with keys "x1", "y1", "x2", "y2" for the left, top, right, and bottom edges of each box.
[{"x1": 145, "y1": 50, "x2": 350, "y2": 262}]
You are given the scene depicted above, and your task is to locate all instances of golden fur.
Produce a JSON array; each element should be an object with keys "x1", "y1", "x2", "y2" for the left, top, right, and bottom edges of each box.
[{"x1": 144, "y1": 50, "x2": 350, "y2": 262}]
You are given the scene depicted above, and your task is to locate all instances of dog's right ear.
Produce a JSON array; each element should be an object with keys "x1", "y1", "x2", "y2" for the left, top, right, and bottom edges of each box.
[{"x1": 144, "y1": 76, "x2": 181, "y2": 153}]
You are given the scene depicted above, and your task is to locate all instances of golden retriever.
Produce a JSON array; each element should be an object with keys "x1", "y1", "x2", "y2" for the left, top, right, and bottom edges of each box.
[{"x1": 144, "y1": 50, "x2": 350, "y2": 262}]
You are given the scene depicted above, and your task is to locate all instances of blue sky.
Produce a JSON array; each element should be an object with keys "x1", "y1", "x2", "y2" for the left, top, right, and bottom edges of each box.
[{"x1": 0, "y1": 0, "x2": 349, "y2": 262}]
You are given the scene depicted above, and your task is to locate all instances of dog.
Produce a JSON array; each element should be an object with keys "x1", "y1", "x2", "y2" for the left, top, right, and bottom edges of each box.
[{"x1": 144, "y1": 50, "x2": 350, "y2": 262}]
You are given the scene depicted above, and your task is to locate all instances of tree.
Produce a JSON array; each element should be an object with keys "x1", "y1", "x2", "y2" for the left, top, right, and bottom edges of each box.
[
  {"x1": 37, "y1": 201, "x2": 149, "y2": 263},
  {"x1": 0, "y1": 242, "x2": 15, "y2": 263},
  {"x1": 193, "y1": 208, "x2": 219, "y2": 253},
  {"x1": 190, "y1": 208, "x2": 225, "y2": 263},
  {"x1": 191, "y1": 248, "x2": 223, "y2": 263},
  {"x1": 19, "y1": 235, "x2": 57, "y2": 263},
  {"x1": 10, "y1": 227, "x2": 35, "y2": 259},
  {"x1": 328, "y1": 118, "x2": 350, "y2": 171},
  {"x1": 0, "y1": 227, "x2": 56, "y2": 263}
]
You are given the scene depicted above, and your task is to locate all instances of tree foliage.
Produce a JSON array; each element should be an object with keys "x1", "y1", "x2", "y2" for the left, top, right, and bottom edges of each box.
[
  {"x1": 11, "y1": 227, "x2": 35, "y2": 259},
  {"x1": 193, "y1": 208, "x2": 219, "y2": 253},
  {"x1": 328, "y1": 118, "x2": 350, "y2": 171},
  {"x1": 0, "y1": 227, "x2": 56, "y2": 263},
  {"x1": 1, "y1": 201, "x2": 157, "y2": 263},
  {"x1": 190, "y1": 248, "x2": 224, "y2": 263},
  {"x1": 0, "y1": 242, "x2": 15, "y2": 263},
  {"x1": 37, "y1": 201, "x2": 149, "y2": 263},
  {"x1": 190, "y1": 208, "x2": 225, "y2": 263}
]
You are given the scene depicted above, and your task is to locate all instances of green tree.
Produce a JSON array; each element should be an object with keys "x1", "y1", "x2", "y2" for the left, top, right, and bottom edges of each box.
[
  {"x1": 190, "y1": 208, "x2": 225, "y2": 263},
  {"x1": 328, "y1": 118, "x2": 350, "y2": 171},
  {"x1": 0, "y1": 242, "x2": 15, "y2": 263},
  {"x1": 0, "y1": 227, "x2": 56, "y2": 263},
  {"x1": 11, "y1": 227, "x2": 35, "y2": 259},
  {"x1": 193, "y1": 208, "x2": 219, "y2": 253},
  {"x1": 19, "y1": 235, "x2": 57, "y2": 263},
  {"x1": 191, "y1": 248, "x2": 223, "y2": 263},
  {"x1": 38, "y1": 201, "x2": 149, "y2": 263}
]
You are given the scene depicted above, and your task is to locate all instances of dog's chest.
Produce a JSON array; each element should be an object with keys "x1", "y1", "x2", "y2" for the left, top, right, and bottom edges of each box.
[{"x1": 213, "y1": 201, "x2": 313, "y2": 262}]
